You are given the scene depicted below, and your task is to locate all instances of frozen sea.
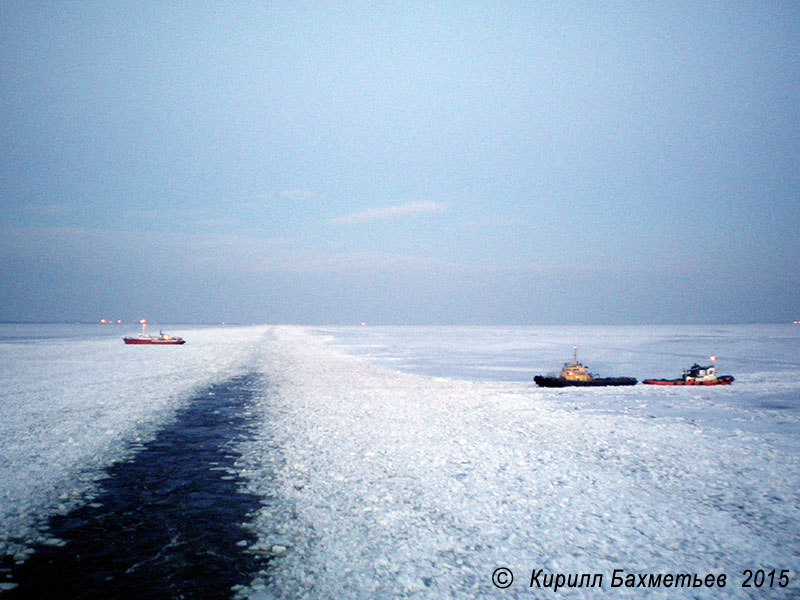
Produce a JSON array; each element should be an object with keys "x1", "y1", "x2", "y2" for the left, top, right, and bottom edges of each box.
[{"x1": 0, "y1": 323, "x2": 798, "y2": 598}]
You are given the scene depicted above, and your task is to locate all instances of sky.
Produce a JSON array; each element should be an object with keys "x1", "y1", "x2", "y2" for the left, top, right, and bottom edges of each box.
[{"x1": 1, "y1": 1, "x2": 798, "y2": 325}]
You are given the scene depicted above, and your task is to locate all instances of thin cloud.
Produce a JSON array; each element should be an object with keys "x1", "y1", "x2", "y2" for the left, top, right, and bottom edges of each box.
[
  {"x1": 123, "y1": 209, "x2": 173, "y2": 221},
  {"x1": 122, "y1": 208, "x2": 242, "y2": 229},
  {"x1": 279, "y1": 189, "x2": 318, "y2": 201},
  {"x1": 26, "y1": 203, "x2": 75, "y2": 218},
  {"x1": 330, "y1": 201, "x2": 449, "y2": 225},
  {"x1": 310, "y1": 249, "x2": 448, "y2": 272}
]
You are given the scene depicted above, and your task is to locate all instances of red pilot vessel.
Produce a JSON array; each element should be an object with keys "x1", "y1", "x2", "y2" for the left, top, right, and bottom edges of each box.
[
  {"x1": 123, "y1": 320, "x2": 185, "y2": 345},
  {"x1": 643, "y1": 357, "x2": 733, "y2": 386}
]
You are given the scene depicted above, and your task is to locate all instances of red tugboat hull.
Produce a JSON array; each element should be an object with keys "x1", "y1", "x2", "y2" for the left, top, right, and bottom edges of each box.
[{"x1": 643, "y1": 375, "x2": 734, "y2": 386}]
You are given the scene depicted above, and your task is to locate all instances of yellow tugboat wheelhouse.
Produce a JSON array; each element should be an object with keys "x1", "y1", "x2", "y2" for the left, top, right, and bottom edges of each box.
[{"x1": 561, "y1": 346, "x2": 592, "y2": 382}]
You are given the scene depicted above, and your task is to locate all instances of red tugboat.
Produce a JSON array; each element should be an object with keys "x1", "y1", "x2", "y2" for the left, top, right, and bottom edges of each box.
[
  {"x1": 643, "y1": 357, "x2": 733, "y2": 386},
  {"x1": 534, "y1": 346, "x2": 637, "y2": 387},
  {"x1": 123, "y1": 320, "x2": 185, "y2": 345}
]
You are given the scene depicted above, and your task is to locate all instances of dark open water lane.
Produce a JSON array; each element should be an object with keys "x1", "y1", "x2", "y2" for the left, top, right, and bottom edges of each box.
[{"x1": 2, "y1": 373, "x2": 268, "y2": 599}]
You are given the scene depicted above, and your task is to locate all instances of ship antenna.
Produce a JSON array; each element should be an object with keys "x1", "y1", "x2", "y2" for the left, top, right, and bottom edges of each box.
[{"x1": 574, "y1": 345, "x2": 578, "y2": 364}]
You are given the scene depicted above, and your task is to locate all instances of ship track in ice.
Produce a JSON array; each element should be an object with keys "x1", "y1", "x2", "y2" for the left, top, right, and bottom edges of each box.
[{"x1": 1, "y1": 373, "x2": 268, "y2": 599}]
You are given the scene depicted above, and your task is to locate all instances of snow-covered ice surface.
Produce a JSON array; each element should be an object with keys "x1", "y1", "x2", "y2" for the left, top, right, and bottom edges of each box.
[
  {"x1": 2, "y1": 323, "x2": 799, "y2": 599},
  {"x1": 239, "y1": 325, "x2": 800, "y2": 599},
  {"x1": 0, "y1": 323, "x2": 267, "y2": 561}
]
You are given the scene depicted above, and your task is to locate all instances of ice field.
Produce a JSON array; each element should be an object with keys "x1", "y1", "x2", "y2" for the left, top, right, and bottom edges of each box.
[
  {"x1": 0, "y1": 324, "x2": 266, "y2": 567},
  {"x1": 1, "y1": 323, "x2": 799, "y2": 598}
]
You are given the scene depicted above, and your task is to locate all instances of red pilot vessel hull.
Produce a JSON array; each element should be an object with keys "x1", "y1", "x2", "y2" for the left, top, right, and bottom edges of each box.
[
  {"x1": 123, "y1": 321, "x2": 185, "y2": 345},
  {"x1": 123, "y1": 336, "x2": 185, "y2": 345}
]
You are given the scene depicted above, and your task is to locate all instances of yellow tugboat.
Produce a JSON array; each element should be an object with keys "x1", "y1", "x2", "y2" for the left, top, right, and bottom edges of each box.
[{"x1": 534, "y1": 346, "x2": 637, "y2": 387}]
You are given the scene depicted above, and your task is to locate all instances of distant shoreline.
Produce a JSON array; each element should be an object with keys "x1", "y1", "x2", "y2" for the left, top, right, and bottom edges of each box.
[{"x1": 0, "y1": 320, "x2": 795, "y2": 327}]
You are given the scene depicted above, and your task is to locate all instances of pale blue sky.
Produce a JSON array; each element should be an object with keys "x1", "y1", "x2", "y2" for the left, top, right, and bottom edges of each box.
[{"x1": 1, "y1": 2, "x2": 798, "y2": 324}]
